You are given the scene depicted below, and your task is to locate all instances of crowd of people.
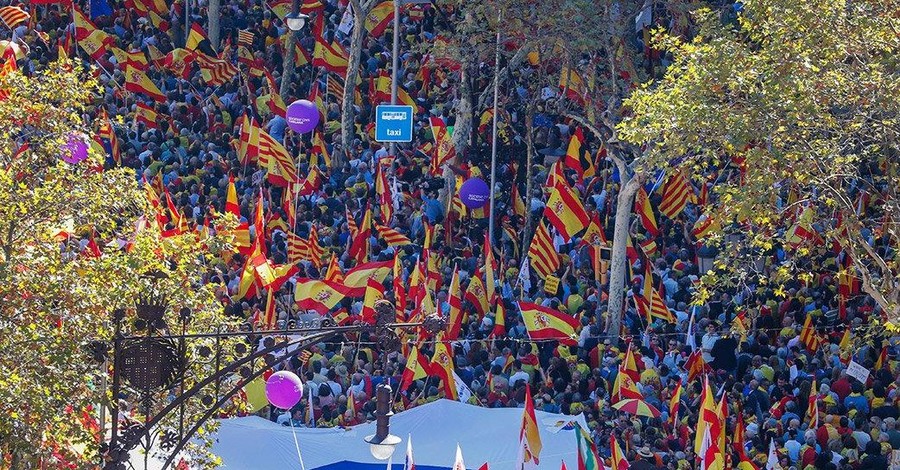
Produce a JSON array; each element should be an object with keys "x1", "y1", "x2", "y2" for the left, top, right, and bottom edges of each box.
[{"x1": 8, "y1": 0, "x2": 899, "y2": 467}]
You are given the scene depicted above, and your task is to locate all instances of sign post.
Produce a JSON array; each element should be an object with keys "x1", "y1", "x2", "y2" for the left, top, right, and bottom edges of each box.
[{"x1": 375, "y1": 105, "x2": 414, "y2": 143}]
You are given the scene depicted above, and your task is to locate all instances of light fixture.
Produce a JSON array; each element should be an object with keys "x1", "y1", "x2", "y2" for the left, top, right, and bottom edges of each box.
[
  {"x1": 364, "y1": 384, "x2": 401, "y2": 460},
  {"x1": 697, "y1": 245, "x2": 718, "y2": 275},
  {"x1": 286, "y1": 12, "x2": 310, "y2": 32}
]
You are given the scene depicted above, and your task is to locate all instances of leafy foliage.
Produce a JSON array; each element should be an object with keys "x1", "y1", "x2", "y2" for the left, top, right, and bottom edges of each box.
[
  {"x1": 619, "y1": 0, "x2": 900, "y2": 322},
  {"x1": 0, "y1": 62, "x2": 235, "y2": 468}
]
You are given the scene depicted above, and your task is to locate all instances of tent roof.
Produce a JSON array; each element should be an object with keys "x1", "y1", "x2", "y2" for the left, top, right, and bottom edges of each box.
[{"x1": 131, "y1": 399, "x2": 587, "y2": 469}]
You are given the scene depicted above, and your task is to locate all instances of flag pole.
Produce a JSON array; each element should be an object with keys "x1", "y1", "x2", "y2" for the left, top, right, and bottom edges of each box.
[{"x1": 487, "y1": 9, "x2": 501, "y2": 244}]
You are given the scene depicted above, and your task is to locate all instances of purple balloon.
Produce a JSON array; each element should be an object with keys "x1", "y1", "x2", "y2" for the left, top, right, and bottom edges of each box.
[
  {"x1": 61, "y1": 135, "x2": 89, "y2": 164},
  {"x1": 265, "y1": 371, "x2": 304, "y2": 409},
  {"x1": 286, "y1": 99, "x2": 320, "y2": 134},
  {"x1": 459, "y1": 177, "x2": 490, "y2": 209}
]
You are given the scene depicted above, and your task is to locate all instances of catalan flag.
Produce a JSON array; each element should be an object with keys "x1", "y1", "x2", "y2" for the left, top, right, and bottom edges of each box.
[
  {"x1": 0, "y1": 6, "x2": 29, "y2": 29},
  {"x1": 375, "y1": 223, "x2": 411, "y2": 247},
  {"x1": 287, "y1": 232, "x2": 308, "y2": 264},
  {"x1": 658, "y1": 171, "x2": 692, "y2": 219},
  {"x1": 669, "y1": 380, "x2": 682, "y2": 425},
  {"x1": 527, "y1": 222, "x2": 559, "y2": 279},
  {"x1": 635, "y1": 263, "x2": 674, "y2": 322},
  {"x1": 348, "y1": 205, "x2": 372, "y2": 264},
  {"x1": 543, "y1": 180, "x2": 590, "y2": 242},
  {"x1": 799, "y1": 314, "x2": 820, "y2": 352},
  {"x1": 237, "y1": 29, "x2": 254, "y2": 47},
  {"x1": 195, "y1": 52, "x2": 239, "y2": 86},
  {"x1": 518, "y1": 302, "x2": 579, "y2": 346},
  {"x1": 324, "y1": 254, "x2": 344, "y2": 283}
]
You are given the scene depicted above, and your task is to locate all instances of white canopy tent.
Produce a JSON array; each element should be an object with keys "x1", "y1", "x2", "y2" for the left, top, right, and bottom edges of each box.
[{"x1": 131, "y1": 399, "x2": 588, "y2": 469}]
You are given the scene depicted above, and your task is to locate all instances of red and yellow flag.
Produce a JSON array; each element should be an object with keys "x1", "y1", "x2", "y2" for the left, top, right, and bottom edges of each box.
[
  {"x1": 400, "y1": 345, "x2": 429, "y2": 392},
  {"x1": 342, "y1": 260, "x2": 393, "y2": 297},
  {"x1": 519, "y1": 385, "x2": 542, "y2": 466},
  {"x1": 125, "y1": 65, "x2": 166, "y2": 102},
  {"x1": 294, "y1": 279, "x2": 346, "y2": 313},
  {"x1": 527, "y1": 222, "x2": 559, "y2": 279},
  {"x1": 518, "y1": 302, "x2": 579, "y2": 346},
  {"x1": 445, "y1": 268, "x2": 463, "y2": 340},
  {"x1": 659, "y1": 171, "x2": 692, "y2": 219},
  {"x1": 429, "y1": 342, "x2": 458, "y2": 400},
  {"x1": 543, "y1": 180, "x2": 590, "y2": 242}
]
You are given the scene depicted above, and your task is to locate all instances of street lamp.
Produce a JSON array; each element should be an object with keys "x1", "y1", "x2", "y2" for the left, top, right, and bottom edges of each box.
[
  {"x1": 286, "y1": 12, "x2": 310, "y2": 32},
  {"x1": 365, "y1": 384, "x2": 401, "y2": 460},
  {"x1": 697, "y1": 244, "x2": 718, "y2": 275}
]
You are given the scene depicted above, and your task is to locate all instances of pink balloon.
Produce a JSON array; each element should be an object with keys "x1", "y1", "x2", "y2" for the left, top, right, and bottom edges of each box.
[
  {"x1": 61, "y1": 134, "x2": 89, "y2": 164},
  {"x1": 265, "y1": 371, "x2": 304, "y2": 409}
]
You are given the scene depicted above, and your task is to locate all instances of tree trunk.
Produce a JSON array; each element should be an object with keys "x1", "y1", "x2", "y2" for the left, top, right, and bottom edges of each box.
[
  {"x1": 281, "y1": 31, "x2": 296, "y2": 99},
  {"x1": 208, "y1": 0, "x2": 220, "y2": 51},
  {"x1": 340, "y1": 2, "x2": 368, "y2": 170},
  {"x1": 522, "y1": 107, "x2": 535, "y2": 251},
  {"x1": 605, "y1": 173, "x2": 640, "y2": 339},
  {"x1": 450, "y1": 63, "x2": 472, "y2": 159}
]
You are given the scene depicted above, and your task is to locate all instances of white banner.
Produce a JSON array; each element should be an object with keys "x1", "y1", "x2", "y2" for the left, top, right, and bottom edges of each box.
[{"x1": 847, "y1": 360, "x2": 870, "y2": 384}]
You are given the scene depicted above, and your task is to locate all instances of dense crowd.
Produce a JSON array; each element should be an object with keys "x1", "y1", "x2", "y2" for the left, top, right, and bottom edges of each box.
[{"x1": 7, "y1": 0, "x2": 899, "y2": 467}]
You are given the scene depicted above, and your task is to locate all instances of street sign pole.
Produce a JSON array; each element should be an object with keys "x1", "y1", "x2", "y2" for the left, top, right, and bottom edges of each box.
[{"x1": 389, "y1": 0, "x2": 400, "y2": 160}]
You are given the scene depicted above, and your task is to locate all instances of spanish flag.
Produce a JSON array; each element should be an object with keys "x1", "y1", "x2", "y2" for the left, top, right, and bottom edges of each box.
[
  {"x1": 225, "y1": 175, "x2": 240, "y2": 218},
  {"x1": 392, "y1": 251, "x2": 406, "y2": 322},
  {"x1": 365, "y1": 1, "x2": 394, "y2": 37},
  {"x1": 491, "y1": 301, "x2": 506, "y2": 338},
  {"x1": 562, "y1": 128, "x2": 594, "y2": 180},
  {"x1": 518, "y1": 302, "x2": 579, "y2": 346},
  {"x1": 399, "y1": 345, "x2": 429, "y2": 391},
  {"x1": 610, "y1": 434, "x2": 628, "y2": 470},
  {"x1": 429, "y1": 116, "x2": 455, "y2": 175},
  {"x1": 429, "y1": 342, "x2": 458, "y2": 400},
  {"x1": 186, "y1": 22, "x2": 216, "y2": 56},
  {"x1": 693, "y1": 376, "x2": 716, "y2": 457},
  {"x1": 359, "y1": 278, "x2": 385, "y2": 324},
  {"x1": 239, "y1": 114, "x2": 260, "y2": 165},
  {"x1": 518, "y1": 385, "x2": 542, "y2": 466},
  {"x1": 611, "y1": 364, "x2": 643, "y2": 403},
  {"x1": 668, "y1": 380, "x2": 682, "y2": 425},
  {"x1": 312, "y1": 35, "x2": 349, "y2": 75},
  {"x1": 445, "y1": 268, "x2": 463, "y2": 340},
  {"x1": 464, "y1": 269, "x2": 489, "y2": 318},
  {"x1": 125, "y1": 65, "x2": 166, "y2": 102},
  {"x1": 543, "y1": 180, "x2": 589, "y2": 242},
  {"x1": 294, "y1": 279, "x2": 346, "y2": 313},
  {"x1": 342, "y1": 260, "x2": 393, "y2": 297},
  {"x1": 635, "y1": 187, "x2": 659, "y2": 236},
  {"x1": 134, "y1": 102, "x2": 158, "y2": 128}
]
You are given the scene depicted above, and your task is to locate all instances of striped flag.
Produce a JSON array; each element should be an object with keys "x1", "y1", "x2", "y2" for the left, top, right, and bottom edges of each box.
[
  {"x1": 326, "y1": 74, "x2": 344, "y2": 100},
  {"x1": 375, "y1": 223, "x2": 411, "y2": 247},
  {"x1": 446, "y1": 268, "x2": 463, "y2": 340},
  {"x1": 237, "y1": 29, "x2": 254, "y2": 47},
  {"x1": 0, "y1": 6, "x2": 29, "y2": 28},
  {"x1": 258, "y1": 129, "x2": 297, "y2": 187},
  {"x1": 125, "y1": 65, "x2": 165, "y2": 101},
  {"x1": 658, "y1": 171, "x2": 692, "y2": 219},
  {"x1": 527, "y1": 222, "x2": 559, "y2": 279},
  {"x1": 464, "y1": 269, "x2": 489, "y2": 318},
  {"x1": 294, "y1": 279, "x2": 346, "y2": 313},
  {"x1": 669, "y1": 380, "x2": 682, "y2": 425},
  {"x1": 195, "y1": 52, "x2": 238, "y2": 86},
  {"x1": 635, "y1": 262, "x2": 674, "y2": 322},
  {"x1": 799, "y1": 314, "x2": 820, "y2": 352},
  {"x1": 287, "y1": 232, "x2": 308, "y2": 264}
]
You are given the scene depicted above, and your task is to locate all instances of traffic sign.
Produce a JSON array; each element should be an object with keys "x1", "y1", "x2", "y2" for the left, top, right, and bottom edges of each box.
[{"x1": 375, "y1": 105, "x2": 414, "y2": 143}]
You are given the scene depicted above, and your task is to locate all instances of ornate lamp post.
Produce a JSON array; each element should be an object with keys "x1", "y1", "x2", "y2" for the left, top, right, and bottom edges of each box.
[
  {"x1": 96, "y1": 288, "x2": 443, "y2": 470},
  {"x1": 364, "y1": 384, "x2": 402, "y2": 460}
]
